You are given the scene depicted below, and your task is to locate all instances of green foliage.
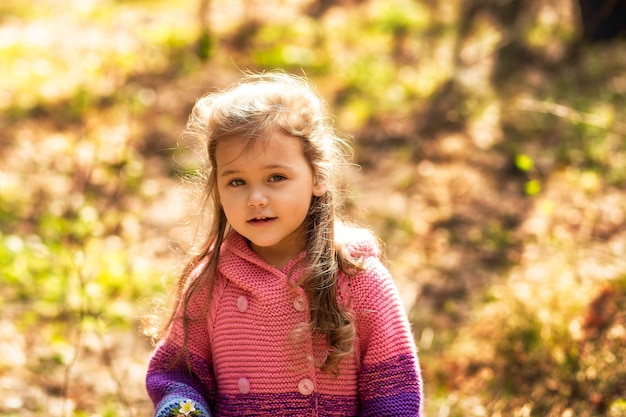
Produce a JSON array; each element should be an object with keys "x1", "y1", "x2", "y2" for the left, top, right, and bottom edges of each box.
[
  {"x1": 515, "y1": 154, "x2": 534, "y2": 172},
  {"x1": 609, "y1": 399, "x2": 626, "y2": 417},
  {"x1": 2, "y1": 0, "x2": 626, "y2": 415},
  {"x1": 196, "y1": 30, "x2": 215, "y2": 61}
]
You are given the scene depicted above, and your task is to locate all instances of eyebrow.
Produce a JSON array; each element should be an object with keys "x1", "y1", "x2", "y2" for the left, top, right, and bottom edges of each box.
[{"x1": 219, "y1": 164, "x2": 293, "y2": 177}]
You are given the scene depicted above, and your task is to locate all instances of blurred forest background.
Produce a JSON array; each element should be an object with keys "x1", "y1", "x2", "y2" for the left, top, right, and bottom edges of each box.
[{"x1": 1, "y1": 0, "x2": 626, "y2": 416}]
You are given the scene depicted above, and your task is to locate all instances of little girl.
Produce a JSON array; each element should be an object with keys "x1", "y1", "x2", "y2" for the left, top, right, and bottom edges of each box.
[{"x1": 146, "y1": 72, "x2": 423, "y2": 417}]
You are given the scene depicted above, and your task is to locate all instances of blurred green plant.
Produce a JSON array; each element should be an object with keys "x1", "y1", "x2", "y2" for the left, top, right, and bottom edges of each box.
[
  {"x1": 0, "y1": 0, "x2": 200, "y2": 123},
  {"x1": 2, "y1": 0, "x2": 626, "y2": 416}
]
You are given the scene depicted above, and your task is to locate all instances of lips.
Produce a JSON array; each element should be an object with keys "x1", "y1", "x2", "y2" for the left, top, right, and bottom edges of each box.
[{"x1": 247, "y1": 216, "x2": 277, "y2": 225}]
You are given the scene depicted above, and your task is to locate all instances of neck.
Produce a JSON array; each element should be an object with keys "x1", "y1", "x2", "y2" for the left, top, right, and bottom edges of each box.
[
  {"x1": 249, "y1": 242, "x2": 305, "y2": 269},
  {"x1": 247, "y1": 227, "x2": 307, "y2": 270}
]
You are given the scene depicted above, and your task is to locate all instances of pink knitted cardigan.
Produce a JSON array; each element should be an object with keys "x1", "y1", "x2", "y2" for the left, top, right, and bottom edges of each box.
[{"x1": 146, "y1": 230, "x2": 423, "y2": 416}]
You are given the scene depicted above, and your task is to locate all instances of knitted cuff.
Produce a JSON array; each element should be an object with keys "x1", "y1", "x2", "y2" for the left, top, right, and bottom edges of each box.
[{"x1": 155, "y1": 397, "x2": 211, "y2": 417}]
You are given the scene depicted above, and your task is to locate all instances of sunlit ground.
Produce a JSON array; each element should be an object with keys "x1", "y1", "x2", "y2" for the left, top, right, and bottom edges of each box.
[{"x1": 1, "y1": 0, "x2": 626, "y2": 416}]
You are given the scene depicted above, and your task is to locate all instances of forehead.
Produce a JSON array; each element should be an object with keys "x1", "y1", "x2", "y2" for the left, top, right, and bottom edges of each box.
[{"x1": 215, "y1": 131, "x2": 307, "y2": 170}]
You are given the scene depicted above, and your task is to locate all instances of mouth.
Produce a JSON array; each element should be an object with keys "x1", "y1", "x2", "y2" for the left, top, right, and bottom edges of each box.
[{"x1": 247, "y1": 216, "x2": 277, "y2": 224}]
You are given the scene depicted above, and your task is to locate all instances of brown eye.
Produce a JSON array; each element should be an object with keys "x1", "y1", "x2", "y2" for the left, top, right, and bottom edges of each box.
[
  {"x1": 229, "y1": 179, "x2": 245, "y2": 187},
  {"x1": 268, "y1": 175, "x2": 286, "y2": 183}
]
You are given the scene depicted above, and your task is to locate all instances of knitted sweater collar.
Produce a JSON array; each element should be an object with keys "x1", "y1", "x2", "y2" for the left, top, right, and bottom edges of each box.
[{"x1": 217, "y1": 232, "x2": 307, "y2": 294}]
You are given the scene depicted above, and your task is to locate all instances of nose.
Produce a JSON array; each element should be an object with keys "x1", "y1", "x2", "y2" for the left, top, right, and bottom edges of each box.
[{"x1": 247, "y1": 186, "x2": 268, "y2": 207}]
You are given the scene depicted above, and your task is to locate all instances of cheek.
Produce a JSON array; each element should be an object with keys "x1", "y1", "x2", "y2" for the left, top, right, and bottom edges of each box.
[
  {"x1": 289, "y1": 195, "x2": 314, "y2": 216},
  {"x1": 220, "y1": 194, "x2": 236, "y2": 208},
  {"x1": 220, "y1": 201, "x2": 241, "y2": 224},
  {"x1": 217, "y1": 190, "x2": 235, "y2": 211}
]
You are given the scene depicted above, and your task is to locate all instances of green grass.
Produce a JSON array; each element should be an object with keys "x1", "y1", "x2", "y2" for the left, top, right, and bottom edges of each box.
[{"x1": 2, "y1": 0, "x2": 626, "y2": 415}]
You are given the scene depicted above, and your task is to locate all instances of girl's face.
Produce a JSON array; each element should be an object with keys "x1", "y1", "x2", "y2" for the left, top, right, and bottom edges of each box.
[{"x1": 215, "y1": 130, "x2": 326, "y2": 269}]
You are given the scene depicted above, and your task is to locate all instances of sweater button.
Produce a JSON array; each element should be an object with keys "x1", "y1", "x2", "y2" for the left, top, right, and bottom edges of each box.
[
  {"x1": 297, "y1": 378, "x2": 314, "y2": 396},
  {"x1": 293, "y1": 296, "x2": 306, "y2": 312},
  {"x1": 237, "y1": 295, "x2": 248, "y2": 312},
  {"x1": 238, "y1": 377, "x2": 251, "y2": 394}
]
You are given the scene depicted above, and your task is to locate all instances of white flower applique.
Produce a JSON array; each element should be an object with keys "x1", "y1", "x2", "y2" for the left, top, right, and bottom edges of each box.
[{"x1": 172, "y1": 399, "x2": 201, "y2": 416}]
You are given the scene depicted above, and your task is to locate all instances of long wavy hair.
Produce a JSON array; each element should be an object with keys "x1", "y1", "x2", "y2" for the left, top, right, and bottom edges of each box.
[{"x1": 156, "y1": 71, "x2": 364, "y2": 372}]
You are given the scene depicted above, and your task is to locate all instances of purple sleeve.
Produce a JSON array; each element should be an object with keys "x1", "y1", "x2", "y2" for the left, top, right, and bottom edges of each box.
[
  {"x1": 146, "y1": 270, "x2": 216, "y2": 417},
  {"x1": 146, "y1": 341, "x2": 214, "y2": 417}
]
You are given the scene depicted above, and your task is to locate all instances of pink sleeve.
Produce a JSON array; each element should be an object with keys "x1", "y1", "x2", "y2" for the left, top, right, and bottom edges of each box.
[{"x1": 350, "y1": 256, "x2": 424, "y2": 416}]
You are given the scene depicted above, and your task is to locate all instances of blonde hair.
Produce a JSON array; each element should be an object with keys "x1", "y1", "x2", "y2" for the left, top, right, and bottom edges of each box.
[{"x1": 161, "y1": 71, "x2": 363, "y2": 372}]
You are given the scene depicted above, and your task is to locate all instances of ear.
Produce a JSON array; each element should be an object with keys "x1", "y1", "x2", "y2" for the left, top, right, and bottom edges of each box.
[{"x1": 312, "y1": 180, "x2": 327, "y2": 197}]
